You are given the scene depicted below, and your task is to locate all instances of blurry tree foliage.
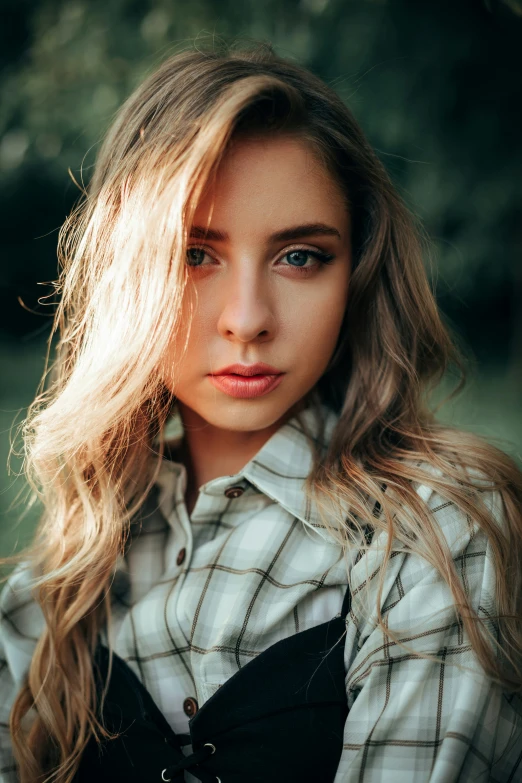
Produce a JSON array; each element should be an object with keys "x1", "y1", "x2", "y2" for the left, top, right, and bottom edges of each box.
[
  {"x1": 0, "y1": 0, "x2": 521, "y2": 560},
  {"x1": 0, "y1": 0, "x2": 521, "y2": 372}
]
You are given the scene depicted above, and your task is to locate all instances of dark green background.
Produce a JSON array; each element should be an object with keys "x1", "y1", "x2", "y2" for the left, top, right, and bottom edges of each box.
[{"x1": 1, "y1": 0, "x2": 521, "y2": 559}]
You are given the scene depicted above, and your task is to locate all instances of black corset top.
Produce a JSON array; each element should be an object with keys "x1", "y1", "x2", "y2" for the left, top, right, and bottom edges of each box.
[{"x1": 76, "y1": 583, "x2": 351, "y2": 783}]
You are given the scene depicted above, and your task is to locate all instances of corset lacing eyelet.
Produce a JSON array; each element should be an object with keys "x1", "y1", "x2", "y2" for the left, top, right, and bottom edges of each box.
[{"x1": 161, "y1": 737, "x2": 219, "y2": 782}]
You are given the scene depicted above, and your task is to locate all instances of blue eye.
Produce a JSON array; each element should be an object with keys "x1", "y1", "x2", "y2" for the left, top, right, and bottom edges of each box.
[
  {"x1": 186, "y1": 247, "x2": 207, "y2": 266},
  {"x1": 282, "y1": 249, "x2": 334, "y2": 268},
  {"x1": 185, "y1": 246, "x2": 335, "y2": 270}
]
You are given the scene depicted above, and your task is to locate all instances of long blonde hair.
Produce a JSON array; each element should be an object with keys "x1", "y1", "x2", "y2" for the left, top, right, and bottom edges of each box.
[{"x1": 3, "y1": 40, "x2": 522, "y2": 783}]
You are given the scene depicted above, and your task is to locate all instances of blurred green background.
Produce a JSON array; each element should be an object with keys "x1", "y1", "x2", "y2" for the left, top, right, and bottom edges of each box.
[{"x1": 1, "y1": 0, "x2": 521, "y2": 561}]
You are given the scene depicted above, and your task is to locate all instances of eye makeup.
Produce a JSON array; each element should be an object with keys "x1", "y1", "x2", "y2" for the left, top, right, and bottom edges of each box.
[{"x1": 185, "y1": 245, "x2": 335, "y2": 273}]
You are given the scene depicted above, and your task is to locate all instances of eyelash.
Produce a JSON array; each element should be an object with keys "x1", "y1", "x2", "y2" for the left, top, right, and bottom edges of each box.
[{"x1": 185, "y1": 245, "x2": 335, "y2": 273}]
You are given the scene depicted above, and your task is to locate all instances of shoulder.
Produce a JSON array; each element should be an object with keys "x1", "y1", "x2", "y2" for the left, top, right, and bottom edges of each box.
[
  {"x1": 347, "y1": 460, "x2": 504, "y2": 653},
  {"x1": 0, "y1": 563, "x2": 45, "y2": 688},
  {"x1": 0, "y1": 565, "x2": 42, "y2": 780},
  {"x1": 339, "y1": 462, "x2": 522, "y2": 782}
]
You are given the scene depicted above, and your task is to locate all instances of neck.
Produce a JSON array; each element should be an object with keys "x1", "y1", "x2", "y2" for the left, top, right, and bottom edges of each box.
[{"x1": 175, "y1": 403, "x2": 294, "y2": 493}]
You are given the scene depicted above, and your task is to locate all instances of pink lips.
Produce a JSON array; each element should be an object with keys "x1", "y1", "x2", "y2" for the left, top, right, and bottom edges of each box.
[{"x1": 208, "y1": 363, "x2": 284, "y2": 399}]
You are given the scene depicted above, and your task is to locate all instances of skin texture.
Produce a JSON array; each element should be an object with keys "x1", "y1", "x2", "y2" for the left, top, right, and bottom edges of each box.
[{"x1": 159, "y1": 135, "x2": 352, "y2": 513}]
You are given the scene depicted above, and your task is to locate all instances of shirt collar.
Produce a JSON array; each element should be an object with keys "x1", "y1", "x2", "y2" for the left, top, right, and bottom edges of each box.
[{"x1": 153, "y1": 402, "x2": 350, "y2": 543}]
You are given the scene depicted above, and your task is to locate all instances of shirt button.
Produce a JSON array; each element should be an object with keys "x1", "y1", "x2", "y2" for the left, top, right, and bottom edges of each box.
[
  {"x1": 176, "y1": 547, "x2": 186, "y2": 566},
  {"x1": 183, "y1": 697, "x2": 198, "y2": 717},
  {"x1": 224, "y1": 485, "x2": 244, "y2": 499}
]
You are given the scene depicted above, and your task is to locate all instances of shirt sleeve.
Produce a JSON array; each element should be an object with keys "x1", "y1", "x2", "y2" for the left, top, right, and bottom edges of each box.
[
  {"x1": 0, "y1": 655, "x2": 18, "y2": 782},
  {"x1": 333, "y1": 484, "x2": 522, "y2": 783},
  {"x1": 0, "y1": 565, "x2": 44, "y2": 783}
]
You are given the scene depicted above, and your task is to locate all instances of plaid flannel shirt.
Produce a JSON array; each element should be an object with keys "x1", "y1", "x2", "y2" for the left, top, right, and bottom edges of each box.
[{"x1": 1, "y1": 403, "x2": 521, "y2": 781}]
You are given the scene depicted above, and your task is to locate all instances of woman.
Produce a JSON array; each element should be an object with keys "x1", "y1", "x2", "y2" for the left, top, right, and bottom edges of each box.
[{"x1": 1, "y1": 41, "x2": 521, "y2": 783}]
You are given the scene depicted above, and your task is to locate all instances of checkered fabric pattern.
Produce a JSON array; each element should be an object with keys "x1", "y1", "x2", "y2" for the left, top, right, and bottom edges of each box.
[{"x1": 1, "y1": 403, "x2": 521, "y2": 782}]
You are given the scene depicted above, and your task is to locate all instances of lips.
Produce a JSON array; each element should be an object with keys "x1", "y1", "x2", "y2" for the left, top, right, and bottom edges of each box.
[
  {"x1": 208, "y1": 363, "x2": 284, "y2": 399},
  {"x1": 211, "y1": 362, "x2": 282, "y2": 377}
]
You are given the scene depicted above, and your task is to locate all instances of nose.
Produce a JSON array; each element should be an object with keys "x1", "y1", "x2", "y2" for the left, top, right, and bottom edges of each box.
[{"x1": 216, "y1": 264, "x2": 276, "y2": 344}]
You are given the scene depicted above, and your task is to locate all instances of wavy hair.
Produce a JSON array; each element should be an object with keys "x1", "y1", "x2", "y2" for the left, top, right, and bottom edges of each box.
[{"x1": 3, "y1": 40, "x2": 522, "y2": 782}]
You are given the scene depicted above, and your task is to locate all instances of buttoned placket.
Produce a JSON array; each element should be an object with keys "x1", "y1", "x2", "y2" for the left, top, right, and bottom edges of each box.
[
  {"x1": 162, "y1": 464, "x2": 252, "y2": 720},
  {"x1": 161, "y1": 466, "x2": 255, "y2": 781}
]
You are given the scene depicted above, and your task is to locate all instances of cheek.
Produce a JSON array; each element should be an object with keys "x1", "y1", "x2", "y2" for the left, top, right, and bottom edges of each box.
[
  {"x1": 282, "y1": 280, "x2": 348, "y2": 367},
  {"x1": 158, "y1": 291, "x2": 212, "y2": 384},
  {"x1": 296, "y1": 303, "x2": 344, "y2": 367}
]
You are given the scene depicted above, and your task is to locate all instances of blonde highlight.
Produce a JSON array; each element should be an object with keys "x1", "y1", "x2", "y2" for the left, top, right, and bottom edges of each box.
[{"x1": 2, "y1": 40, "x2": 521, "y2": 782}]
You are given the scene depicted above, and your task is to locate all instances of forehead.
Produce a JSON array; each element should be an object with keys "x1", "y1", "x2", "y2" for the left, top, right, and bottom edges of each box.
[{"x1": 193, "y1": 135, "x2": 350, "y2": 239}]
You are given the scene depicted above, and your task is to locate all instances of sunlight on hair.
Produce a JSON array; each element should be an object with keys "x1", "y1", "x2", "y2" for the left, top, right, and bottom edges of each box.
[{"x1": 2, "y1": 40, "x2": 521, "y2": 783}]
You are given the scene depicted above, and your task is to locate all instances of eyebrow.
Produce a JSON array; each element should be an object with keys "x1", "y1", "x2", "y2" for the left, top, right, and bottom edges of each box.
[{"x1": 189, "y1": 222, "x2": 342, "y2": 242}]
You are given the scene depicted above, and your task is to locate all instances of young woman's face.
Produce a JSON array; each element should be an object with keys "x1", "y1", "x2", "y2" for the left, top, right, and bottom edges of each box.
[{"x1": 160, "y1": 134, "x2": 351, "y2": 433}]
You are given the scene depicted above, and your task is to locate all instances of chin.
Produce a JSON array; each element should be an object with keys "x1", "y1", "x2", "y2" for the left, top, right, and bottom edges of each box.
[{"x1": 201, "y1": 398, "x2": 294, "y2": 432}]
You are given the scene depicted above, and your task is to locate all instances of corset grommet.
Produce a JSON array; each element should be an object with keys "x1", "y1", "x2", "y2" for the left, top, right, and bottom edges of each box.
[
  {"x1": 204, "y1": 742, "x2": 216, "y2": 754},
  {"x1": 161, "y1": 771, "x2": 171, "y2": 782}
]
